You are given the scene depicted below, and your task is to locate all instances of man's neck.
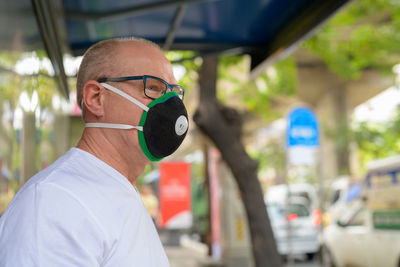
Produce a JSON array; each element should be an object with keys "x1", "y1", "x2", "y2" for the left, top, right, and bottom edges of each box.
[{"x1": 76, "y1": 129, "x2": 147, "y2": 186}]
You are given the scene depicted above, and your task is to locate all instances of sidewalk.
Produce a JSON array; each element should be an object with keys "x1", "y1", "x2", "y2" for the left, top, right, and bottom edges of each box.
[
  {"x1": 163, "y1": 233, "x2": 224, "y2": 267},
  {"x1": 166, "y1": 246, "x2": 209, "y2": 267},
  {"x1": 164, "y1": 242, "x2": 321, "y2": 267}
]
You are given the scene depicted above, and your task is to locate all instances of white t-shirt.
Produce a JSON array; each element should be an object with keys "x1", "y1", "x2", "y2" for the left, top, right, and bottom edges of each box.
[{"x1": 0, "y1": 148, "x2": 169, "y2": 267}]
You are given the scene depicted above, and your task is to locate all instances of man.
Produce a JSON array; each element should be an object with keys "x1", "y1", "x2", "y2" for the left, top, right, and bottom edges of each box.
[{"x1": 0, "y1": 38, "x2": 189, "y2": 266}]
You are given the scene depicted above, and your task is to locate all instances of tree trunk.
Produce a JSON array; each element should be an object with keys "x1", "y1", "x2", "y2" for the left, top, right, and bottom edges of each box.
[{"x1": 193, "y1": 55, "x2": 282, "y2": 267}]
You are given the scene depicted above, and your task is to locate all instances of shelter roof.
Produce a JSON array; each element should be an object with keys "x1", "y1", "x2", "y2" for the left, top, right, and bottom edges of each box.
[{"x1": 1, "y1": 0, "x2": 350, "y2": 97}]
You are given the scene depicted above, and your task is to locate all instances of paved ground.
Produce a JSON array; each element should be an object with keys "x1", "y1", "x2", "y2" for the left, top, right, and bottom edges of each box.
[
  {"x1": 284, "y1": 259, "x2": 321, "y2": 267},
  {"x1": 165, "y1": 244, "x2": 321, "y2": 267},
  {"x1": 162, "y1": 231, "x2": 321, "y2": 267},
  {"x1": 166, "y1": 246, "x2": 207, "y2": 267}
]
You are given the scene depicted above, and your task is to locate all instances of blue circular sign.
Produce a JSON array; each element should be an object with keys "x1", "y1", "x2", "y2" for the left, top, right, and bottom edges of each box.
[{"x1": 287, "y1": 107, "x2": 319, "y2": 147}]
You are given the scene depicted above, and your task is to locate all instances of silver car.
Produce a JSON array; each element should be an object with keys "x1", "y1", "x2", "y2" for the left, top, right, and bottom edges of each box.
[{"x1": 267, "y1": 196, "x2": 322, "y2": 260}]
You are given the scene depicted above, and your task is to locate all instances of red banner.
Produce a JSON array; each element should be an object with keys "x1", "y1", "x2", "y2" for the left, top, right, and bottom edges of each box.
[{"x1": 159, "y1": 162, "x2": 192, "y2": 229}]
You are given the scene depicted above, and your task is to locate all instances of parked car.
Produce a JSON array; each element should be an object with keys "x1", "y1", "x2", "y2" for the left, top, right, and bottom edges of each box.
[
  {"x1": 267, "y1": 196, "x2": 321, "y2": 260},
  {"x1": 322, "y1": 199, "x2": 400, "y2": 267},
  {"x1": 323, "y1": 176, "x2": 362, "y2": 227},
  {"x1": 322, "y1": 156, "x2": 400, "y2": 267},
  {"x1": 265, "y1": 183, "x2": 319, "y2": 211}
]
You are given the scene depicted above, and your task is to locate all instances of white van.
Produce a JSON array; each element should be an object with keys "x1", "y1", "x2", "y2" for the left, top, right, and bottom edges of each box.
[
  {"x1": 323, "y1": 176, "x2": 363, "y2": 226},
  {"x1": 322, "y1": 156, "x2": 400, "y2": 267}
]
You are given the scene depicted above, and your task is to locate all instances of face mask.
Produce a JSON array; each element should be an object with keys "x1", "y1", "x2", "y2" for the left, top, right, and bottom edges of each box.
[{"x1": 85, "y1": 83, "x2": 189, "y2": 161}]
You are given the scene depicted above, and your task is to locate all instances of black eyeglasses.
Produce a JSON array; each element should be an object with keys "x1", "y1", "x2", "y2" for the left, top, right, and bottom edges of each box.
[{"x1": 97, "y1": 75, "x2": 185, "y2": 100}]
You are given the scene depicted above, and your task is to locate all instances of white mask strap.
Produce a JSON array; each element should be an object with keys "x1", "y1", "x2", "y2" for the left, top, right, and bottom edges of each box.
[
  {"x1": 85, "y1": 123, "x2": 143, "y2": 131},
  {"x1": 100, "y1": 83, "x2": 149, "y2": 112}
]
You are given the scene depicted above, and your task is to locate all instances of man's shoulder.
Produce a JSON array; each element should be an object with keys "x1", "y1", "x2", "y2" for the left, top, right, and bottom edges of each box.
[
  {"x1": 26, "y1": 147, "x2": 116, "y2": 190},
  {"x1": 17, "y1": 148, "x2": 91, "y2": 191},
  {"x1": 2, "y1": 147, "x2": 141, "y2": 228},
  {"x1": 2, "y1": 149, "x2": 96, "y2": 216}
]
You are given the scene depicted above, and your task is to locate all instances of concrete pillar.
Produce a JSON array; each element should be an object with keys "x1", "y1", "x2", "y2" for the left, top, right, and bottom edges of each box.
[
  {"x1": 21, "y1": 112, "x2": 36, "y2": 184},
  {"x1": 315, "y1": 85, "x2": 351, "y2": 180},
  {"x1": 219, "y1": 163, "x2": 254, "y2": 267},
  {"x1": 333, "y1": 86, "x2": 351, "y2": 175}
]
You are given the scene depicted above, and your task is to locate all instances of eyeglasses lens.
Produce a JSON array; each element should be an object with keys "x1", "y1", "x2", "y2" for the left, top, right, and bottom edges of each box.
[
  {"x1": 145, "y1": 77, "x2": 184, "y2": 100},
  {"x1": 145, "y1": 77, "x2": 166, "y2": 99}
]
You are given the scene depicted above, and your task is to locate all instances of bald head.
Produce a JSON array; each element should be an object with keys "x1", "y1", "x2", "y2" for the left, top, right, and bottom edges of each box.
[{"x1": 76, "y1": 38, "x2": 164, "y2": 110}]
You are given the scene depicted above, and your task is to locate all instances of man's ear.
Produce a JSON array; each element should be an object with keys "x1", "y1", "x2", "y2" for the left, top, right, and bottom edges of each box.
[{"x1": 82, "y1": 81, "x2": 105, "y2": 117}]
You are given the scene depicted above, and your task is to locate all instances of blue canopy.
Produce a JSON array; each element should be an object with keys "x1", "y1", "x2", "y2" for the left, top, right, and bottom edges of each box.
[{"x1": 1, "y1": 0, "x2": 350, "y2": 97}]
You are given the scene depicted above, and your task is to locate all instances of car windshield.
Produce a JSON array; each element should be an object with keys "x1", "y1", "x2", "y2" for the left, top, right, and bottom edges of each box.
[
  {"x1": 291, "y1": 192, "x2": 312, "y2": 206},
  {"x1": 267, "y1": 203, "x2": 310, "y2": 220},
  {"x1": 330, "y1": 189, "x2": 341, "y2": 205}
]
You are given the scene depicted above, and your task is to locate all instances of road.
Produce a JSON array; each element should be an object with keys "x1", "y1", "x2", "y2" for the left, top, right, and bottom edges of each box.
[{"x1": 284, "y1": 258, "x2": 321, "y2": 267}]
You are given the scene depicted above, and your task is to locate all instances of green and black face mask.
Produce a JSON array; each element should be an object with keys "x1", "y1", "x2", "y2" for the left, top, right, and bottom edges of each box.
[{"x1": 85, "y1": 83, "x2": 189, "y2": 161}]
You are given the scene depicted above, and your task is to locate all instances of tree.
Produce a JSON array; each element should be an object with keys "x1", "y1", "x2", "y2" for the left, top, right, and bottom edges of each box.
[
  {"x1": 304, "y1": 0, "x2": 400, "y2": 79},
  {"x1": 193, "y1": 55, "x2": 282, "y2": 267},
  {"x1": 303, "y1": 0, "x2": 400, "y2": 172},
  {"x1": 354, "y1": 105, "x2": 400, "y2": 170}
]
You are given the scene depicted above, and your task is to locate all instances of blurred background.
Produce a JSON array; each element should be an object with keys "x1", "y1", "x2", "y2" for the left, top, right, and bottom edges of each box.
[{"x1": 1, "y1": 0, "x2": 400, "y2": 266}]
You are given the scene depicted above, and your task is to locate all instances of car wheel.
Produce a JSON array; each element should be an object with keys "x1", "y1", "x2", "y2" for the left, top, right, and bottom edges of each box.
[
  {"x1": 306, "y1": 253, "x2": 315, "y2": 261},
  {"x1": 281, "y1": 255, "x2": 288, "y2": 263},
  {"x1": 321, "y1": 245, "x2": 336, "y2": 267}
]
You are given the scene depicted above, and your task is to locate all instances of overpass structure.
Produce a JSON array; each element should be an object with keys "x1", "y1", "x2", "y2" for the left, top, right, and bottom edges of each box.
[{"x1": 295, "y1": 48, "x2": 393, "y2": 180}]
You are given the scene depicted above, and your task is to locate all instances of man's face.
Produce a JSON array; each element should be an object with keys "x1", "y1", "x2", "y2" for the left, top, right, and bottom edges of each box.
[{"x1": 101, "y1": 43, "x2": 177, "y2": 160}]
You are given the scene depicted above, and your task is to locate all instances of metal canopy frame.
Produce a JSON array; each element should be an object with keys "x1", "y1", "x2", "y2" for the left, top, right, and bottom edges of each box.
[
  {"x1": 163, "y1": 4, "x2": 187, "y2": 51},
  {"x1": 31, "y1": 0, "x2": 69, "y2": 99}
]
